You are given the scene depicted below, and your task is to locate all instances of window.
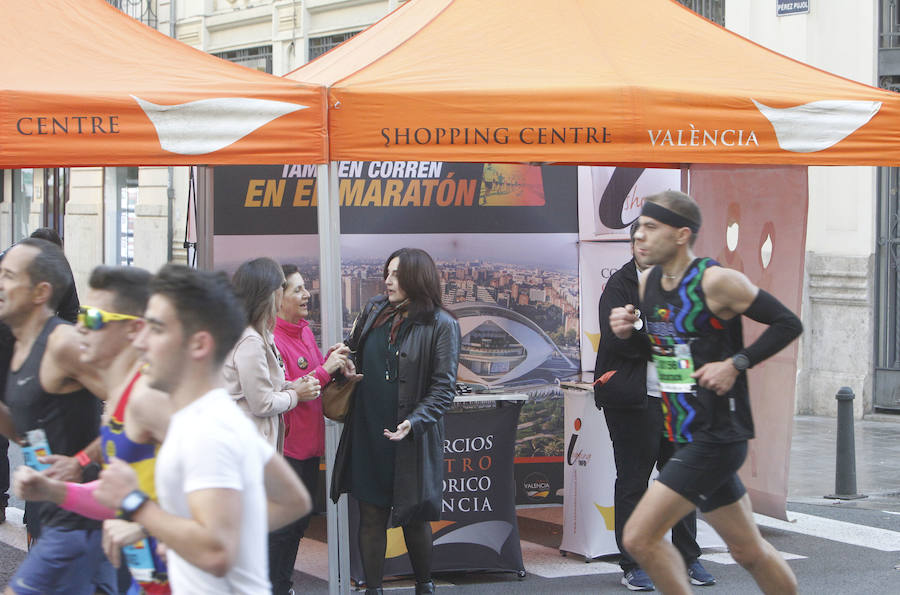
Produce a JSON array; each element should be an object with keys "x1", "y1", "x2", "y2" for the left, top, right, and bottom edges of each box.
[
  {"x1": 213, "y1": 46, "x2": 273, "y2": 74},
  {"x1": 106, "y1": 0, "x2": 157, "y2": 28},
  {"x1": 308, "y1": 31, "x2": 361, "y2": 61},
  {"x1": 11, "y1": 169, "x2": 33, "y2": 243},
  {"x1": 675, "y1": 0, "x2": 725, "y2": 26}
]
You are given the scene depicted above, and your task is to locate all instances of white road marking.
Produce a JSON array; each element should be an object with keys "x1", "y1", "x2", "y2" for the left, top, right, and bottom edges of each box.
[
  {"x1": 755, "y1": 511, "x2": 900, "y2": 552},
  {"x1": 701, "y1": 551, "x2": 807, "y2": 565}
]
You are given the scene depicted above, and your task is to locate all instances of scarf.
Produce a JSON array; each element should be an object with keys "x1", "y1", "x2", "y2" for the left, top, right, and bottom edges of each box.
[{"x1": 372, "y1": 299, "x2": 409, "y2": 344}]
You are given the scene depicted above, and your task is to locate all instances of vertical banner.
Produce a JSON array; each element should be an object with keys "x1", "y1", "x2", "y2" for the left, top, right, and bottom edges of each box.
[
  {"x1": 349, "y1": 405, "x2": 525, "y2": 580},
  {"x1": 560, "y1": 388, "x2": 618, "y2": 559},
  {"x1": 578, "y1": 242, "x2": 633, "y2": 373},
  {"x1": 689, "y1": 165, "x2": 808, "y2": 520}
]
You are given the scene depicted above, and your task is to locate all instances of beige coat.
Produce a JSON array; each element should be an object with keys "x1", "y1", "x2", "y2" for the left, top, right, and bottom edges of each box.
[{"x1": 222, "y1": 326, "x2": 297, "y2": 451}]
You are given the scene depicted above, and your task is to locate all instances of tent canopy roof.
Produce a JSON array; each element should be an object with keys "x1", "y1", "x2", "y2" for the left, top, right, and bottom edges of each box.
[
  {"x1": 2, "y1": 0, "x2": 327, "y2": 167},
  {"x1": 289, "y1": 0, "x2": 900, "y2": 166}
]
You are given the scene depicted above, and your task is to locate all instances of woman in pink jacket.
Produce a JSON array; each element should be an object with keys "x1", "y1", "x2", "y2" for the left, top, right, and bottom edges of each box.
[{"x1": 270, "y1": 264, "x2": 350, "y2": 595}]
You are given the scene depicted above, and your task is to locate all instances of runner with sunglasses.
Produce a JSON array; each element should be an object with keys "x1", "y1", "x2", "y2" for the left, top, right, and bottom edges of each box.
[
  {"x1": 0, "y1": 239, "x2": 116, "y2": 595},
  {"x1": 13, "y1": 265, "x2": 174, "y2": 594}
]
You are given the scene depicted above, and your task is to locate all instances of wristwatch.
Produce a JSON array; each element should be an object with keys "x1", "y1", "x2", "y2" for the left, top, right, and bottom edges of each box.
[
  {"x1": 731, "y1": 353, "x2": 751, "y2": 372},
  {"x1": 119, "y1": 489, "x2": 150, "y2": 521}
]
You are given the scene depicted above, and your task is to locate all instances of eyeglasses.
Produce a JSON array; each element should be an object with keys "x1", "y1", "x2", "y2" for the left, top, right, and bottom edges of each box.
[{"x1": 77, "y1": 306, "x2": 140, "y2": 331}]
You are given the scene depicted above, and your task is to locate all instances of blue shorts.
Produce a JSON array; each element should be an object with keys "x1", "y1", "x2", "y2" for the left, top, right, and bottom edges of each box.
[{"x1": 9, "y1": 526, "x2": 117, "y2": 595}]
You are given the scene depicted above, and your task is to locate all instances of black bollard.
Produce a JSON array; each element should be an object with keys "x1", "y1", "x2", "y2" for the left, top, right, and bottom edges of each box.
[{"x1": 825, "y1": 387, "x2": 867, "y2": 500}]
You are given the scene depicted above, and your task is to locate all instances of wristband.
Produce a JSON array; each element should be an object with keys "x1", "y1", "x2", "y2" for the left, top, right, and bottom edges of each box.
[{"x1": 75, "y1": 450, "x2": 92, "y2": 467}]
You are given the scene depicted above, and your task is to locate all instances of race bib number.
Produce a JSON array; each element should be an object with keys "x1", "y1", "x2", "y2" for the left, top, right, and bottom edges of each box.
[{"x1": 652, "y1": 343, "x2": 696, "y2": 394}]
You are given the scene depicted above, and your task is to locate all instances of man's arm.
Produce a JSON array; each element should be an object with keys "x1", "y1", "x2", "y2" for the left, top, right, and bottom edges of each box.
[
  {"x1": 0, "y1": 402, "x2": 19, "y2": 442},
  {"x1": 46, "y1": 325, "x2": 107, "y2": 398},
  {"x1": 693, "y1": 268, "x2": 802, "y2": 395},
  {"x1": 264, "y1": 453, "x2": 312, "y2": 532},
  {"x1": 41, "y1": 436, "x2": 102, "y2": 481},
  {"x1": 94, "y1": 459, "x2": 241, "y2": 577},
  {"x1": 126, "y1": 378, "x2": 172, "y2": 444},
  {"x1": 598, "y1": 269, "x2": 650, "y2": 360}
]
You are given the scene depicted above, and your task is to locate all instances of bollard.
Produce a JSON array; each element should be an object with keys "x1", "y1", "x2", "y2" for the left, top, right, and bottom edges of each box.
[{"x1": 825, "y1": 387, "x2": 867, "y2": 500}]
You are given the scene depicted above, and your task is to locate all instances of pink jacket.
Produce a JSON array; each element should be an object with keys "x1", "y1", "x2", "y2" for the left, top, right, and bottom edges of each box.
[{"x1": 273, "y1": 317, "x2": 329, "y2": 460}]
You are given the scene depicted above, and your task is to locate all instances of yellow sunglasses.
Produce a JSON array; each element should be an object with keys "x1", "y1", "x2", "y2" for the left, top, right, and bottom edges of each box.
[{"x1": 77, "y1": 306, "x2": 140, "y2": 331}]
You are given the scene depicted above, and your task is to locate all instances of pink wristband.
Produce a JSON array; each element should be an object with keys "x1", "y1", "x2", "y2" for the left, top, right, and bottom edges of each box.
[{"x1": 61, "y1": 480, "x2": 117, "y2": 521}]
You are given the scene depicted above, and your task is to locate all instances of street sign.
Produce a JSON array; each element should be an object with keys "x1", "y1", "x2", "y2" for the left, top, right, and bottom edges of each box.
[{"x1": 777, "y1": 0, "x2": 809, "y2": 16}]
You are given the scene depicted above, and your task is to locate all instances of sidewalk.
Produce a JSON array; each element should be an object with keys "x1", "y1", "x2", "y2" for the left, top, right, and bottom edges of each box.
[{"x1": 789, "y1": 414, "x2": 900, "y2": 510}]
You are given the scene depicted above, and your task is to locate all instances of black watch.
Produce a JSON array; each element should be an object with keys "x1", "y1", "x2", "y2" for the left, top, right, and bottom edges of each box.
[
  {"x1": 731, "y1": 353, "x2": 751, "y2": 372},
  {"x1": 119, "y1": 489, "x2": 150, "y2": 521}
]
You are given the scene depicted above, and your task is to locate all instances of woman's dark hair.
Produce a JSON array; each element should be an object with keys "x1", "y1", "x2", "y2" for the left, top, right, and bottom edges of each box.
[
  {"x1": 281, "y1": 264, "x2": 299, "y2": 279},
  {"x1": 383, "y1": 248, "x2": 444, "y2": 320},
  {"x1": 30, "y1": 228, "x2": 63, "y2": 247},
  {"x1": 232, "y1": 257, "x2": 284, "y2": 332}
]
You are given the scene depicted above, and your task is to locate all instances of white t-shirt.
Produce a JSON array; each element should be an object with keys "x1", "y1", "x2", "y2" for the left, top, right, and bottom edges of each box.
[{"x1": 155, "y1": 388, "x2": 274, "y2": 594}]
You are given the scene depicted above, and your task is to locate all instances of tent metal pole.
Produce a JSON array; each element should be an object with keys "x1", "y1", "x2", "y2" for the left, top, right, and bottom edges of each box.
[{"x1": 317, "y1": 162, "x2": 351, "y2": 595}]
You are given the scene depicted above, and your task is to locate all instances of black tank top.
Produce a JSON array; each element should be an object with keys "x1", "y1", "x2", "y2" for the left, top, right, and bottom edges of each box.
[
  {"x1": 642, "y1": 258, "x2": 754, "y2": 444},
  {"x1": 6, "y1": 316, "x2": 102, "y2": 530}
]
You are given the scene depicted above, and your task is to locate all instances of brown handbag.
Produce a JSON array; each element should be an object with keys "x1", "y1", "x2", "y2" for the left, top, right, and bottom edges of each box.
[{"x1": 322, "y1": 375, "x2": 361, "y2": 422}]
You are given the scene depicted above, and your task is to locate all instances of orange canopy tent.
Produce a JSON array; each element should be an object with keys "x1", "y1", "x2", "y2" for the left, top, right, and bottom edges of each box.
[
  {"x1": 288, "y1": 0, "x2": 900, "y2": 167},
  {"x1": 0, "y1": 0, "x2": 327, "y2": 168}
]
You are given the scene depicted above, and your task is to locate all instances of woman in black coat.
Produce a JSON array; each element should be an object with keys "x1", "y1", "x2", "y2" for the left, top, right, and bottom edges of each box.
[{"x1": 331, "y1": 248, "x2": 460, "y2": 595}]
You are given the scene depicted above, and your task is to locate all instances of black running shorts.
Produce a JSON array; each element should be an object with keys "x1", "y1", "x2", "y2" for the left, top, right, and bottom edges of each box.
[{"x1": 657, "y1": 440, "x2": 748, "y2": 513}]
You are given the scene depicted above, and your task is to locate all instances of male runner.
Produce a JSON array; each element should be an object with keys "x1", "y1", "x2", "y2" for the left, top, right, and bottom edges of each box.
[
  {"x1": 94, "y1": 265, "x2": 312, "y2": 593},
  {"x1": 610, "y1": 191, "x2": 802, "y2": 595},
  {"x1": 13, "y1": 265, "x2": 173, "y2": 593},
  {"x1": 0, "y1": 238, "x2": 115, "y2": 595},
  {"x1": 595, "y1": 223, "x2": 713, "y2": 591}
]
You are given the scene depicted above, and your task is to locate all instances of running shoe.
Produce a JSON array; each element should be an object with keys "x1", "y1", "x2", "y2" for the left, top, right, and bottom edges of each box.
[
  {"x1": 621, "y1": 568, "x2": 655, "y2": 591},
  {"x1": 687, "y1": 560, "x2": 716, "y2": 586}
]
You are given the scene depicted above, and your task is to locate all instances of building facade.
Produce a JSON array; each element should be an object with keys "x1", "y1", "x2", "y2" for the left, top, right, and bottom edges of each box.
[{"x1": 1, "y1": 0, "x2": 891, "y2": 416}]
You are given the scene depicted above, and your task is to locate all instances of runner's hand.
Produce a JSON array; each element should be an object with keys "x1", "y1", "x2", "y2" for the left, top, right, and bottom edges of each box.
[
  {"x1": 13, "y1": 466, "x2": 59, "y2": 502},
  {"x1": 103, "y1": 519, "x2": 147, "y2": 568},
  {"x1": 691, "y1": 360, "x2": 740, "y2": 396},
  {"x1": 41, "y1": 454, "x2": 83, "y2": 482},
  {"x1": 94, "y1": 457, "x2": 139, "y2": 509},
  {"x1": 610, "y1": 305, "x2": 639, "y2": 339}
]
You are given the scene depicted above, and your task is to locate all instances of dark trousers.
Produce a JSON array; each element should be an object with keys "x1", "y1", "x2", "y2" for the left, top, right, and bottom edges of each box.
[
  {"x1": 269, "y1": 455, "x2": 320, "y2": 595},
  {"x1": 0, "y1": 435, "x2": 8, "y2": 508},
  {"x1": 603, "y1": 399, "x2": 700, "y2": 572}
]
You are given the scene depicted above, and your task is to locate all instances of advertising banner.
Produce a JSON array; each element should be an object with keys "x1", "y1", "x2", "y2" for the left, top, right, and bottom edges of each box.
[
  {"x1": 560, "y1": 388, "x2": 618, "y2": 559},
  {"x1": 561, "y1": 388, "x2": 725, "y2": 559},
  {"x1": 578, "y1": 241, "x2": 633, "y2": 373},
  {"x1": 577, "y1": 166, "x2": 681, "y2": 241},
  {"x1": 349, "y1": 404, "x2": 525, "y2": 580},
  {"x1": 213, "y1": 162, "x2": 581, "y2": 505}
]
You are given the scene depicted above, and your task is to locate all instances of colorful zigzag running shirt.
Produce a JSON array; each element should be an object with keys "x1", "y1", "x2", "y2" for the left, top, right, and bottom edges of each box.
[{"x1": 642, "y1": 257, "x2": 754, "y2": 445}]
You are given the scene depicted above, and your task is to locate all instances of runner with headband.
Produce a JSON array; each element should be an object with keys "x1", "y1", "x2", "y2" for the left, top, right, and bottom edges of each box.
[{"x1": 610, "y1": 190, "x2": 802, "y2": 595}]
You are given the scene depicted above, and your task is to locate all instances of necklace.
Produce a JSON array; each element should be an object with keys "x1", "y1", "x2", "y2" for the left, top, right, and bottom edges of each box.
[{"x1": 662, "y1": 261, "x2": 690, "y2": 280}]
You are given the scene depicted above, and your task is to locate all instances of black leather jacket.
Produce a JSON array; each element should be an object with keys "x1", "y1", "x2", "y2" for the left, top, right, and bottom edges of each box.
[{"x1": 331, "y1": 295, "x2": 461, "y2": 526}]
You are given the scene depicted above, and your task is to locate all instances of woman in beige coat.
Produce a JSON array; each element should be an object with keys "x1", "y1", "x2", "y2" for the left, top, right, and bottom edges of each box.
[{"x1": 223, "y1": 257, "x2": 320, "y2": 450}]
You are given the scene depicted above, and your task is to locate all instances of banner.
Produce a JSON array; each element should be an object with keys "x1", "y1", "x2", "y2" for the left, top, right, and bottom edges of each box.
[
  {"x1": 349, "y1": 404, "x2": 525, "y2": 580},
  {"x1": 561, "y1": 388, "x2": 725, "y2": 559},
  {"x1": 578, "y1": 241, "x2": 633, "y2": 373},
  {"x1": 577, "y1": 166, "x2": 681, "y2": 241},
  {"x1": 560, "y1": 387, "x2": 618, "y2": 559},
  {"x1": 213, "y1": 162, "x2": 582, "y2": 505}
]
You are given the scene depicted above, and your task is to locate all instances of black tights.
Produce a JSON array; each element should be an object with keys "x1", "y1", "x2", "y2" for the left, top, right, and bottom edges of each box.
[{"x1": 358, "y1": 500, "x2": 433, "y2": 588}]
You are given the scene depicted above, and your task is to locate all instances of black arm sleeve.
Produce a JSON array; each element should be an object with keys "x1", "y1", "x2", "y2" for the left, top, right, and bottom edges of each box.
[
  {"x1": 739, "y1": 289, "x2": 803, "y2": 367},
  {"x1": 597, "y1": 274, "x2": 651, "y2": 360}
]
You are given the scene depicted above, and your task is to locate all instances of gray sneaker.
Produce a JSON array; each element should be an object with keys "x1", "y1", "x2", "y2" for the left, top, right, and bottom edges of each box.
[{"x1": 621, "y1": 568, "x2": 655, "y2": 591}]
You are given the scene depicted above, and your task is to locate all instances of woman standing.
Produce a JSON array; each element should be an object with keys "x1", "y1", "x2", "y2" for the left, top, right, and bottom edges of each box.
[
  {"x1": 270, "y1": 264, "x2": 350, "y2": 595},
  {"x1": 332, "y1": 248, "x2": 461, "y2": 595},
  {"x1": 223, "y1": 257, "x2": 320, "y2": 452}
]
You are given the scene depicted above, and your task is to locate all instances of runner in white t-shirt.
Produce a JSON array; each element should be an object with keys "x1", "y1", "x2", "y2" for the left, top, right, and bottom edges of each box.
[{"x1": 94, "y1": 265, "x2": 312, "y2": 594}]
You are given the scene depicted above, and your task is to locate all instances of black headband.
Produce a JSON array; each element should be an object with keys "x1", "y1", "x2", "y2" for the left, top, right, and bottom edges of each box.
[{"x1": 640, "y1": 201, "x2": 700, "y2": 233}]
